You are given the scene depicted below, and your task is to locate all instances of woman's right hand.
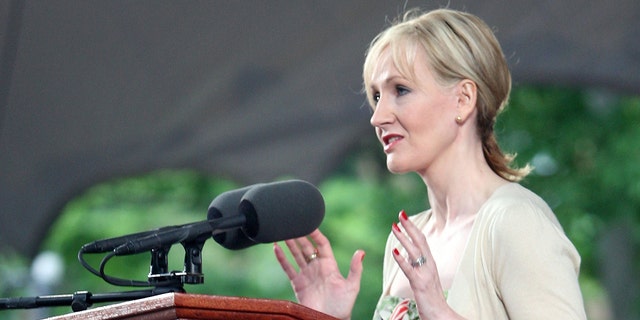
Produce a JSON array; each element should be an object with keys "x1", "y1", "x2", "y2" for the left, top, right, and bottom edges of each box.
[{"x1": 273, "y1": 229, "x2": 365, "y2": 320}]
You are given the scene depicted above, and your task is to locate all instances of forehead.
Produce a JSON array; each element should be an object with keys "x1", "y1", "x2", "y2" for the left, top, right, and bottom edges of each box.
[
  {"x1": 369, "y1": 49, "x2": 398, "y2": 85},
  {"x1": 369, "y1": 45, "x2": 435, "y2": 88}
]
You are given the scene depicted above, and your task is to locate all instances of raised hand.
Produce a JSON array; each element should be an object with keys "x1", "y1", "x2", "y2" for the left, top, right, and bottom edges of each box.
[
  {"x1": 392, "y1": 210, "x2": 462, "y2": 319},
  {"x1": 273, "y1": 229, "x2": 365, "y2": 320}
]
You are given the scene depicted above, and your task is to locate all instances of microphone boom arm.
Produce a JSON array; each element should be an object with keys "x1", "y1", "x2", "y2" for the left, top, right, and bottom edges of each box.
[{"x1": 113, "y1": 214, "x2": 247, "y2": 256}]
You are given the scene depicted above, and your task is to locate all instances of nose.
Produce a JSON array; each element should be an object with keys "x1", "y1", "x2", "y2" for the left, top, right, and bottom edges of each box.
[{"x1": 370, "y1": 98, "x2": 393, "y2": 128}]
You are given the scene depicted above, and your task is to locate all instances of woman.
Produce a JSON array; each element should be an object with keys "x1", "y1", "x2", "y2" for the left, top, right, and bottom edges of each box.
[{"x1": 274, "y1": 8, "x2": 586, "y2": 319}]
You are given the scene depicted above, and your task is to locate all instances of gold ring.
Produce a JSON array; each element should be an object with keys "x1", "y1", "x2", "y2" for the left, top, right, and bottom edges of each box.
[{"x1": 305, "y1": 252, "x2": 318, "y2": 263}]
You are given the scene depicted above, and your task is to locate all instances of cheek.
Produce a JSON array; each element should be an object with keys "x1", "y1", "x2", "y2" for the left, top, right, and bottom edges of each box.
[{"x1": 410, "y1": 113, "x2": 451, "y2": 147}]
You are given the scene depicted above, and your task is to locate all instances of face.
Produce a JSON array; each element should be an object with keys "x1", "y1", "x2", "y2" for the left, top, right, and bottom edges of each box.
[{"x1": 369, "y1": 48, "x2": 460, "y2": 175}]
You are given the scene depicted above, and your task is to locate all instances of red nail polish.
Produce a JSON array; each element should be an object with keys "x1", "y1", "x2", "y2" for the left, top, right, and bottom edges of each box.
[
  {"x1": 393, "y1": 248, "x2": 400, "y2": 256},
  {"x1": 392, "y1": 222, "x2": 401, "y2": 232},
  {"x1": 399, "y1": 210, "x2": 408, "y2": 221}
]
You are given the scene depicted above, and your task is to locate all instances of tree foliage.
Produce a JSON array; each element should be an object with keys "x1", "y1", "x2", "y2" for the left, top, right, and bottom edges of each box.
[{"x1": 1, "y1": 86, "x2": 638, "y2": 319}]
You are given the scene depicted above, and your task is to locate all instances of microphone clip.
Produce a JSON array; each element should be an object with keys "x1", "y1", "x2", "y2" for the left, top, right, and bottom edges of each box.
[{"x1": 147, "y1": 236, "x2": 206, "y2": 287}]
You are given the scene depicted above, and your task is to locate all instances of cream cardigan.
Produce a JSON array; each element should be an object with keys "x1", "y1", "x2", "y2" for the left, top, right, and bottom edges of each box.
[{"x1": 378, "y1": 183, "x2": 586, "y2": 319}]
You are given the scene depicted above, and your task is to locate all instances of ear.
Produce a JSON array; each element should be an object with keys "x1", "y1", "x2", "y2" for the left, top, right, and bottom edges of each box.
[{"x1": 455, "y1": 79, "x2": 477, "y2": 124}]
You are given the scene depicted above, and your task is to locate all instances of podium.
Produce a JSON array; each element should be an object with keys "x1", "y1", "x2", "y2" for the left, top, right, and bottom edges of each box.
[{"x1": 44, "y1": 292, "x2": 339, "y2": 320}]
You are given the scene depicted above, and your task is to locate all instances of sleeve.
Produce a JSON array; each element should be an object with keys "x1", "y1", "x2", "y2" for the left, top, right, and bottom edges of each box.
[{"x1": 488, "y1": 202, "x2": 587, "y2": 319}]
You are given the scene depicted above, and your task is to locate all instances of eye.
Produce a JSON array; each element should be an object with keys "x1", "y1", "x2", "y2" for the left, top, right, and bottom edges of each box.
[
  {"x1": 396, "y1": 85, "x2": 410, "y2": 96},
  {"x1": 372, "y1": 92, "x2": 381, "y2": 104}
]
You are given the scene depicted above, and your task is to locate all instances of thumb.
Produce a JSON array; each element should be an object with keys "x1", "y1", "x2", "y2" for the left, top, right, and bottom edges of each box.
[{"x1": 346, "y1": 250, "x2": 365, "y2": 287}]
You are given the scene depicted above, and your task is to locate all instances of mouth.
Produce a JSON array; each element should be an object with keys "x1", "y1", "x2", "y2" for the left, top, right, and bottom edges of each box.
[{"x1": 381, "y1": 133, "x2": 403, "y2": 152}]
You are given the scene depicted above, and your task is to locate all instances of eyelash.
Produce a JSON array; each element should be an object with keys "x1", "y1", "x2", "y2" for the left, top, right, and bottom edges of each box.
[
  {"x1": 372, "y1": 85, "x2": 410, "y2": 104},
  {"x1": 396, "y1": 85, "x2": 409, "y2": 96}
]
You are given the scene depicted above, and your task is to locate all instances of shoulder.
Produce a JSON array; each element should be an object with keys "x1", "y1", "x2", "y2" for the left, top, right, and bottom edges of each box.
[
  {"x1": 476, "y1": 183, "x2": 580, "y2": 265},
  {"x1": 480, "y1": 183, "x2": 564, "y2": 234},
  {"x1": 485, "y1": 183, "x2": 551, "y2": 213},
  {"x1": 476, "y1": 183, "x2": 580, "y2": 270},
  {"x1": 472, "y1": 186, "x2": 585, "y2": 319}
]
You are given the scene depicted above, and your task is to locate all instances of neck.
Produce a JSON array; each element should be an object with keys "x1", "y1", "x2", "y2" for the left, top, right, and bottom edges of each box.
[{"x1": 419, "y1": 138, "x2": 508, "y2": 230}]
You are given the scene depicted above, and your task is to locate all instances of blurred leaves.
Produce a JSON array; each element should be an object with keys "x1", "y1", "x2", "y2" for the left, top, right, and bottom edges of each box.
[{"x1": 1, "y1": 85, "x2": 639, "y2": 319}]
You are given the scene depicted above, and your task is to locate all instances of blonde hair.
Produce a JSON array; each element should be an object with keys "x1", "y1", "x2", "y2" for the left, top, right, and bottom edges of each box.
[{"x1": 363, "y1": 8, "x2": 530, "y2": 181}]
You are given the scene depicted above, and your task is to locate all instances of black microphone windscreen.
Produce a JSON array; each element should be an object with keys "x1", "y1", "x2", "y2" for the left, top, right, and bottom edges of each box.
[
  {"x1": 239, "y1": 180, "x2": 325, "y2": 243},
  {"x1": 207, "y1": 185, "x2": 258, "y2": 250}
]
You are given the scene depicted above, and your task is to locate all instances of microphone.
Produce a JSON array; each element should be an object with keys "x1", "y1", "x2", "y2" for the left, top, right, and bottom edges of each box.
[
  {"x1": 239, "y1": 179, "x2": 325, "y2": 243},
  {"x1": 80, "y1": 185, "x2": 256, "y2": 254},
  {"x1": 207, "y1": 185, "x2": 259, "y2": 250},
  {"x1": 112, "y1": 179, "x2": 325, "y2": 255}
]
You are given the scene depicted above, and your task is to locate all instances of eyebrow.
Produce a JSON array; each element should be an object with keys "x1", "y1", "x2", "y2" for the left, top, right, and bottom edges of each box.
[{"x1": 370, "y1": 75, "x2": 406, "y2": 91}]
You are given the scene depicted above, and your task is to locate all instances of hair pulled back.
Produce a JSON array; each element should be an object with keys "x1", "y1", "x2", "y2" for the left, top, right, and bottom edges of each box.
[{"x1": 363, "y1": 8, "x2": 530, "y2": 181}]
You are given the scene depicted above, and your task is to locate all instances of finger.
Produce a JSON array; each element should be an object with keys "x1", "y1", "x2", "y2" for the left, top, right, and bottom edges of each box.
[
  {"x1": 284, "y1": 238, "x2": 307, "y2": 266},
  {"x1": 397, "y1": 210, "x2": 433, "y2": 259},
  {"x1": 295, "y1": 233, "x2": 319, "y2": 261},
  {"x1": 308, "y1": 229, "x2": 335, "y2": 260},
  {"x1": 391, "y1": 221, "x2": 421, "y2": 261},
  {"x1": 273, "y1": 242, "x2": 299, "y2": 280},
  {"x1": 391, "y1": 247, "x2": 413, "y2": 274},
  {"x1": 346, "y1": 250, "x2": 365, "y2": 289}
]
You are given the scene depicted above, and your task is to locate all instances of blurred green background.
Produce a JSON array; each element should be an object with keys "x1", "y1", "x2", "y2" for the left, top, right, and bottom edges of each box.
[{"x1": 1, "y1": 85, "x2": 639, "y2": 319}]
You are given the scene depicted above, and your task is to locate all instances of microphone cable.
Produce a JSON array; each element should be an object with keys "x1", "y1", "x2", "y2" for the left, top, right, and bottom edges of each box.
[{"x1": 78, "y1": 249, "x2": 152, "y2": 287}]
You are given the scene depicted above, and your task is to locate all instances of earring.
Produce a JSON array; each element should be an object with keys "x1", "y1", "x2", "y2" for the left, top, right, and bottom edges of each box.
[{"x1": 455, "y1": 116, "x2": 463, "y2": 124}]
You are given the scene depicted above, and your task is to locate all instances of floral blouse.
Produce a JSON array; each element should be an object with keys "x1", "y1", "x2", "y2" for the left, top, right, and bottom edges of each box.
[
  {"x1": 373, "y1": 296, "x2": 419, "y2": 320},
  {"x1": 373, "y1": 291, "x2": 449, "y2": 319}
]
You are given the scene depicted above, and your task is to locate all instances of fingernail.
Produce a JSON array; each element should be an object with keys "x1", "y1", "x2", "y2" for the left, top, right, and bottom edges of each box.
[
  {"x1": 361, "y1": 251, "x2": 366, "y2": 262},
  {"x1": 399, "y1": 210, "x2": 408, "y2": 221},
  {"x1": 392, "y1": 222, "x2": 401, "y2": 233},
  {"x1": 393, "y1": 248, "x2": 400, "y2": 256}
]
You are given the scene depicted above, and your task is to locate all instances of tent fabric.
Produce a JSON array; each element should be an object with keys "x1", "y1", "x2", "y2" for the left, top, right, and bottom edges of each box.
[{"x1": 1, "y1": 0, "x2": 638, "y2": 257}]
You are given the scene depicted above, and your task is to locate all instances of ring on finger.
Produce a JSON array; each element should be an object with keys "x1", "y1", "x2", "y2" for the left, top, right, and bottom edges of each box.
[
  {"x1": 410, "y1": 255, "x2": 426, "y2": 268},
  {"x1": 305, "y1": 250, "x2": 318, "y2": 263}
]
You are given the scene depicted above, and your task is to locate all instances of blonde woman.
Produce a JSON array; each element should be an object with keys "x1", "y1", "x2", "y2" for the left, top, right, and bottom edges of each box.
[{"x1": 274, "y1": 8, "x2": 586, "y2": 320}]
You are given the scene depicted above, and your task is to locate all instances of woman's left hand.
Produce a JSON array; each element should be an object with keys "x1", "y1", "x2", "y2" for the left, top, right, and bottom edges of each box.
[{"x1": 391, "y1": 210, "x2": 460, "y2": 319}]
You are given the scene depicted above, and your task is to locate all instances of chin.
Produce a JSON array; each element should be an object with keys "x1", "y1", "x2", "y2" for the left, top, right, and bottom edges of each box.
[{"x1": 386, "y1": 160, "x2": 411, "y2": 174}]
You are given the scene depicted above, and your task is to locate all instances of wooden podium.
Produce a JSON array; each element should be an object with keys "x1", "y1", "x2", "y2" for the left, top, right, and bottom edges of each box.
[{"x1": 44, "y1": 292, "x2": 339, "y2": 320}]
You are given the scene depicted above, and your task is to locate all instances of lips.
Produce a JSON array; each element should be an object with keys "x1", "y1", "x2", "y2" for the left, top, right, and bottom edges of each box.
[{"x1": 381, "y1": 133, "x2": 403, "y2": 152}]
